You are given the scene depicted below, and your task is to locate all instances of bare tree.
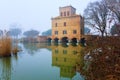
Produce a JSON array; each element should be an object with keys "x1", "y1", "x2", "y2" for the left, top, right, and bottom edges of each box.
[
  {"x1": 9, "y1": 28, "x2": 22, "y2": 38},
  {"x1": 105, "y1": 0, "x2": 120, "y2": 22},
  {"x1": 84, "y1": 1, "x2": 109, "y2": 37},
  {"x1": 103, "y1": 0, "x2": 120, "y2": 36}
]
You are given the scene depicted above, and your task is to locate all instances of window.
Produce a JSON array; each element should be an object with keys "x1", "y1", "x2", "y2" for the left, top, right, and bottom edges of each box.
[
  {"x1": 61, "y1": 12, "x2": 63, "y2": 16},
  {"x1": 63, "y1": 30, "x2": 67, "y2": 34},
  {"x1": 81, "y1": 29, "x2": 83, "y2": 34},
  {"x1": 67, "y1": 11, "x2": 69, "y2": 16},
  {"x1": 55, "y1": 49, "x2": 59, "y2": 54},
  {"x1": 55, "y1": 23, "x2": 57, "y2": 27},
  {"x1": 64, "y1": 22, "x2": 66, "y2": 26},
  {"x1": 55, "y1": 31, "x2": 58, "y2": 35},
  {"x1": 63, "y1": 50, "x2": 67, "y2": 54},
  {"x1": 73, "y1": 30, "x2": 77, "y2": 34},
  {"x1": 56, "y1": 57, "x2": 58, "y2": 61},
  {"x1": 64, "y1": 58, "x2": 66, "y2": 62},
  {"x1": 64, "y1": 12, "x2": 66, "y2": 16}
]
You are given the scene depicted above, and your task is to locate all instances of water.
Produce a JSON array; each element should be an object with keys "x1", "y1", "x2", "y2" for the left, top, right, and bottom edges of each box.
[{"x1": 0, "y1": 43, "x2": 85, "y2": 80}]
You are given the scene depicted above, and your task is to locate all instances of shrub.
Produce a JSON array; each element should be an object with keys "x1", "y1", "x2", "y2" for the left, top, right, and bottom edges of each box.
[{"x1": 81, "y1": 36, "x2": 120, "y2": 80}]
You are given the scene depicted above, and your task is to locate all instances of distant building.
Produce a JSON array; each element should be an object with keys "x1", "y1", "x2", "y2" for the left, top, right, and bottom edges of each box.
[
  {"x1": 21, "y1": 37, "x2": 37, "y2": 43},
  {"x1": 37, "y1": 36, "x2": 47, "y2": 43},
  {"x1": 50, "y1": 5, "x2": 84, "y2": 43},
  {"x1": 21, "y1": 36, "x2": 48, "y2": 43}
]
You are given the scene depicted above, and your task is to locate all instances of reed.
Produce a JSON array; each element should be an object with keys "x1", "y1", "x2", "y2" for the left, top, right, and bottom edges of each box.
[{"x1": 0, "y1": 35, "x2": 12, "y2": 57}]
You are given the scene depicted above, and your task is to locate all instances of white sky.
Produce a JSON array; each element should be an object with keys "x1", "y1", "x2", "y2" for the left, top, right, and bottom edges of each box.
[{"x1": 0, "y1": 0, "x2": 98, "y2": 33}]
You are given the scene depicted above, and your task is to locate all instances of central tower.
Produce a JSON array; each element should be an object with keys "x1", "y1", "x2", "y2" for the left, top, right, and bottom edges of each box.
[{"x1": 59, "y1": 6, "x2": 76, "y2": 17}]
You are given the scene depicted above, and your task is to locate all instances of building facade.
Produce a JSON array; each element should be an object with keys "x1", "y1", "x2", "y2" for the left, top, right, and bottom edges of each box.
[{"x1": 51, "y1": 6, "x2": 84, "y2": 43}]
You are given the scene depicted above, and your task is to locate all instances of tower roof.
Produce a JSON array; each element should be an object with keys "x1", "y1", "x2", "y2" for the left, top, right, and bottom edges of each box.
[{"x1": 59, "y1": 5, "x2": 76, "y2": 10}]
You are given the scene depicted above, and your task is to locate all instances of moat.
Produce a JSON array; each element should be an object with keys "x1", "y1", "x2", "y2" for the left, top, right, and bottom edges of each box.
[{"x1": 0, "y1": 43, "x2": 85, "y2": 80}]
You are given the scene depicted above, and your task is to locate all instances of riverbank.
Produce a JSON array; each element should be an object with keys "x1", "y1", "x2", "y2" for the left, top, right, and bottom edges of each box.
[{"x1": 81, "y1": 36, "x2": 120, "y2": 80}]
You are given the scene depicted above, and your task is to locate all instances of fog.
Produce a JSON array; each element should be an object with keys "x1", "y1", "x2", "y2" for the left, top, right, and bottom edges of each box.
[{"x1": 0, "y1": 0, "x2": 97, "y2": 33}]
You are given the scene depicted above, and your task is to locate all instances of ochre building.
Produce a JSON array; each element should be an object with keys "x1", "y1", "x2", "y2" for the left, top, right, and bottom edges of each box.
[{"x1": 51, "y1": 6, "x2": 84, "y2": 43}]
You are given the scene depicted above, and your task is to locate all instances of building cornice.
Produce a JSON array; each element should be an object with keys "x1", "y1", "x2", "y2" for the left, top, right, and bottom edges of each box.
[{"x1": 51, "y1": 15, "x2": 81, "y2": 20}]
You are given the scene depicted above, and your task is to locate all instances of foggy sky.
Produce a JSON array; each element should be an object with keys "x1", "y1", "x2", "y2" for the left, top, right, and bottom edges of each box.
[{"x1": 0, "y1": 0, "x2": 97, "y2": 33}]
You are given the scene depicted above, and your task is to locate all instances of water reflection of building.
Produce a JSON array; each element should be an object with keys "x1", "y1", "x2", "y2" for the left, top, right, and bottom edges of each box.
[{"x1": 51, "y1": 44, "x2": 82, "y2": 79}]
